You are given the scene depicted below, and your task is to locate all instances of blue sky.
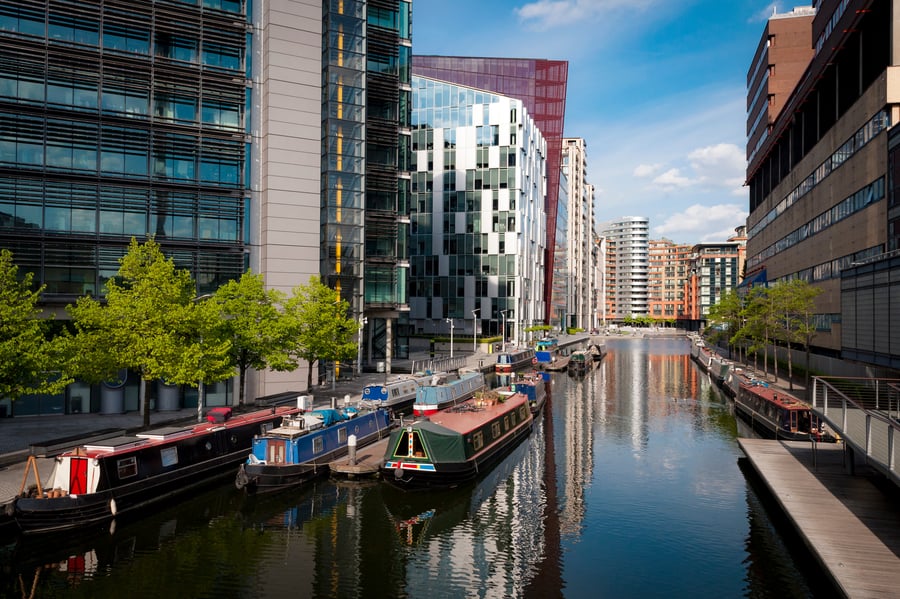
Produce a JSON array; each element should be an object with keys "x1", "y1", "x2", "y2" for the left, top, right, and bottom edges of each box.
[{"x1": 412, "y1": 0, "x2": 793, "y2": 243}]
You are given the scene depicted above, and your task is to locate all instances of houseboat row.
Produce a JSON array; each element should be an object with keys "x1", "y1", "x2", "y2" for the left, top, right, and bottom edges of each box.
[{"x1": 688, "y1": 335, "x2": 838, "y2": 443}]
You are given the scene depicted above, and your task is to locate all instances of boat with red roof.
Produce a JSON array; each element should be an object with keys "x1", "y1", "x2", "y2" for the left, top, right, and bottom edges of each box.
[
  {"x1": 12, "y1": 405, "x2": 297, "y2": 534},
  {"x1": 382, "y1": 390, "x2": 533, "y2": 490},
  {"x1": 734, "y1": 380, "x2": 838, "y2": 442}
]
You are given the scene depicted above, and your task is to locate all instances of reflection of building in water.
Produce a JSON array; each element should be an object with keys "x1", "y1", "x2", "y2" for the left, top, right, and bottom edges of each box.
[
  {"x1": 559, "y1": 361, "x2": 597, "y2": 536},
  {"x1": 400, "y1": 419, "x2": 547, "y2": 597}
]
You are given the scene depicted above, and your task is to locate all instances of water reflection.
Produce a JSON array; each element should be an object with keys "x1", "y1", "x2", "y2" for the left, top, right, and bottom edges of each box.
[{"x1": 0, "y1": 337, "x2": 829, "y2": 598}]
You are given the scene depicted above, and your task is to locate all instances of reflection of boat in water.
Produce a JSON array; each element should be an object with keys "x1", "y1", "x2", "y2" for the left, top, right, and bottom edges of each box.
[
  {"x1": 383, "y1": 392, "x2": 533, "y2": 489},
  {"x1": 411, "y1": 371, "x2": 486, "y2": 416},
  {"x1": 235, "y1": 407, "x2": 392, "y2": 494},
  {"x1": 13, "y1": 406, "x2": 297, "y2": 535},
  {"x1": 382, "y1": 424, "x2": 535, "y2": 546}
]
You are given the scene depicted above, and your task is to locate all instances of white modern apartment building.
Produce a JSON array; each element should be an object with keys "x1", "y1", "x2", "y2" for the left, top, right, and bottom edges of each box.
[
  {"x1": 408, "y1": 75, "x2": 547, "y2": 346},
  {"x1": 601, "y1": 216, "x2": 650, "y2": 320}
]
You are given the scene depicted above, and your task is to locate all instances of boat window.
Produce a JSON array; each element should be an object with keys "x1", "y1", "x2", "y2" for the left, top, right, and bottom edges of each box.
[
  {"x1": 117, "y1": 456, "x2": 137, "y2": 479},
  {"x1": 503, "y1": 415, "x2": 510, "y2": 431},
  {"x1": 393, "y1": 430, "x2": 428, "y2": 458},
  {"x1": 519, "y1": 406, "x2": 528, "y2": 420},
  {"x1": 472, "y1": 431, "x2": 484, "y2": 451},
  {"x1": 313, "y1": 437, "x2": 324, "y2": 454},
  {"x1": 160, "y1": 446, "x2": 178, "y2": 468},
  {"x1": 491, "y1": 422, "x2": 501, "y2": 439},
  {"x1": 338, "y1": 428, "x2": 347, "y2": 444}
]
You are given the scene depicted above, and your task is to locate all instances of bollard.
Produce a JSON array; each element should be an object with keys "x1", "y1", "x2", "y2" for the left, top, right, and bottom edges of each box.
[
  {"x1": 348, "y1": 434, "x2": 357, "y2": 465},
  {"x1": 331, "y1": 396, "x2": 337, "y2": 409}
]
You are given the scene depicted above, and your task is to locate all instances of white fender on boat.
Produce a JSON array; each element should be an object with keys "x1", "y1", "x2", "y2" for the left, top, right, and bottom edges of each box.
[{"x1": 109, "y1": 498, "x2": 117, "y2": 516}]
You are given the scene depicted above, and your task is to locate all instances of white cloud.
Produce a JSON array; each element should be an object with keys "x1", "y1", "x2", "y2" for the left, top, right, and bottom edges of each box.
[
  {"x1": 687, "y1": 143, "x2": 747, "y2": 193},
  {"x1": 515, "y1": 0, "x2": 657, "y2": 30},
  {"x1": 653, "y1": 203, "x2": 748, "y2": 243},
  {"x1": 652, "y1": 168, "x2": 695, "y2": 190},
  {"x1": 633, "y1": 163, "x2": 662, "y2": 178}
]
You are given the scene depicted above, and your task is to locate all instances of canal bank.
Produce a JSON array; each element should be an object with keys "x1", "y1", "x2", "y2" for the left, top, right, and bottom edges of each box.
[{"x1": 738, "y1": 439, "x2": 900, "y2": 598}]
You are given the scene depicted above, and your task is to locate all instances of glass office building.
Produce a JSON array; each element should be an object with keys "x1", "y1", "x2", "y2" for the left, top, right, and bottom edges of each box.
[
  {"x1": 409, "y1": 75, "x2": 547, "y2": 346},
  {"x1": 0, "y1": 0, "x2": 412, "y2": 414}
]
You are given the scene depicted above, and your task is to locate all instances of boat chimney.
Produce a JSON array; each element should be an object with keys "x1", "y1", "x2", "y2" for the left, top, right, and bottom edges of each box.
[{"x1": 297, "y1": 395, "x2": 312, "y2": 412}]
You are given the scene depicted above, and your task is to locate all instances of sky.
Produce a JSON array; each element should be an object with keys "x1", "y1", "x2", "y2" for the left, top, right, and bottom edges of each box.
[{"x1": 412, "y1": 0, "x2": 795, "y2": 244}]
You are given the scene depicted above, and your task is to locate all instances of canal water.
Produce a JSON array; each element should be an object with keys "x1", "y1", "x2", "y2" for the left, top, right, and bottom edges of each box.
[{"x1": 0, "y1": 337, "x2": 833, "y2": 598}]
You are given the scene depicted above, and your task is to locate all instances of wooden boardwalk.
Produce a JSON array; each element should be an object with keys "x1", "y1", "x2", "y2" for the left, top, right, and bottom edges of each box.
[
  {"x1": 739, "y1": 438, "x2": 900, "y2": 598},
  {"x1": 330, "y1": 435, "x2": 391, "y2": 479}
]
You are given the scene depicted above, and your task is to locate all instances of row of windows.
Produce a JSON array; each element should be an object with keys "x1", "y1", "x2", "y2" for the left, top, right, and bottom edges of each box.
[
  {"x1": 0, "y1": 71, "x2": 243, "y2": 129},
  {"x1": 748, "y1": 110, "x2": 890, "y2": 241},
  {"x1": 0, "y1": 178, "x2": 241, "y2": 242},
  {"x1": 0, "y1": 9, "x2": 244, "y2": 70},
  {"x1": 0, "y1": 115, "x2": 243, "y2": 185},
  {"x1": 748, "y1": 177, "x2": 884, "y2": 271},
  {"x1": 410, "y1": 253, "x2": 520, "y2": 278}
]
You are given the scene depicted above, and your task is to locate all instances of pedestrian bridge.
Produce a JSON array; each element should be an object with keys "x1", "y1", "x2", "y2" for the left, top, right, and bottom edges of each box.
[{"x1": 811, "y1": 376, "x2": 900, "y2": 487}]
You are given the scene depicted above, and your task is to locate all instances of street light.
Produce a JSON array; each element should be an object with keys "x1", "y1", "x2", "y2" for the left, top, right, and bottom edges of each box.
[
  {"x1": 472, "y1": 308, "x2": 480, "y2": 354},
  {"x1": 192, "y1": 293, "x2": 214, "y2": 423},
  {"x1": 446, "y1": 318, "x2": 454, "y2": 358},
  {"x1": 357, "y1": 316, "x2": 367, "y2": 376},
  {"x1": 500, "y1": 310, "x2": 508, "y2": 352}
]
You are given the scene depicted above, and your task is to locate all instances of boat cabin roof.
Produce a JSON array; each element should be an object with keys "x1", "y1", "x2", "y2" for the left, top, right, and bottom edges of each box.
[{"x1": 428, "y1": 393, "x2": 529, "y2": 435}]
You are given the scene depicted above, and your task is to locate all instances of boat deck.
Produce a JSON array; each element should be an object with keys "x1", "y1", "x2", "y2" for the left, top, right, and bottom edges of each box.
[
  {"x1": 428, "y1": 394, "x2": 528, "y2": 434},
  {"x1": 739, "y1": 438, "x2": 900, "y2": 598}
]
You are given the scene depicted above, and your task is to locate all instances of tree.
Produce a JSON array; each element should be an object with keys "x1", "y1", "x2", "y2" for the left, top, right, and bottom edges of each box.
[
  {"x1": 0, "y1": 249, "x2": 71, "y2": 402},
  {"x1": 163, "y1": 296, "x2": 234, "y2": 420},
  {"x1": 284, "y1": 277, "x2": 359, "y2": 390},
  {"x1": 706, "y1": 289, "x2": 743, "y2": 360},
  {"x1": 770, "y1": 279, "x2": 822, "y2": 393},
  {"x1": 69, "y1": 238, "x2": 198, "y2": 428},
  {"x1": 211, "y1": 271, "x2": 295, "y2": 407}
]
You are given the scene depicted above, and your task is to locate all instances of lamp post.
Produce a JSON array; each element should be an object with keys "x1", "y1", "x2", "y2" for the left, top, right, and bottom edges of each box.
[
  {"x1": 446, "y1": 318, "x2": 454, "y2": 358},
  {"x1": 500, "y1": 310, "x2": 508, "y2": 352},
  {"x1": 472, "y1": 308, "x2": 480, "y2": 354},
  {"x1": 192, "y1": 293, "x2": 214, "y2": 423},
  {"x1": 357, "y1": 316, "x2": 367, "y2": 376}
]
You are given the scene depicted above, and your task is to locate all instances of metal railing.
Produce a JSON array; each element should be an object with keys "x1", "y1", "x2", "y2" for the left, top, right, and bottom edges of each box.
[
  {"x1": 409, "y1": 355, "x2": 468, "y2": 375},
  {"x1": 811, "y1": 376, "x2": 900, "y2": 486}
]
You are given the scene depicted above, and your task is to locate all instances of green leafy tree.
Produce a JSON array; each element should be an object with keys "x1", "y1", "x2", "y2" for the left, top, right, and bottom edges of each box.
[
  {"x1": 707, "y1": 289, "x2": 744, "y2": 360},
  {"x1": 211, "y1": 271, "x2": 296, "y2": 407},
  {"x1": 69, "y1": 238, "x2": 198, "y2": 427},
  {"x1": 0, "y1": 249, "x2": 71, "y2": 401},
  {"x1": 163, "y1": 296, "x2": 235, "y2": 419},
  {"x1": 284, "y1": 277, "x2": 359, "y2": 390},
  {"x1": 770, "y1": 279, "x2": 822, "y2": 393}
]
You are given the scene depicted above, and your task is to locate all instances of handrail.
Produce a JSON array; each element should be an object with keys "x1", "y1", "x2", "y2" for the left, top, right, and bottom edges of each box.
[{"x1": 811, "y1": 376, "x2": 900, "y2": 486}]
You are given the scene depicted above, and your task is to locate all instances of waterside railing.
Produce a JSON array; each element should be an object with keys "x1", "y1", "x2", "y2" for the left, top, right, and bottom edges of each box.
[{"x1": 811, "y1": 376, "x2": 900, "y2": 487}]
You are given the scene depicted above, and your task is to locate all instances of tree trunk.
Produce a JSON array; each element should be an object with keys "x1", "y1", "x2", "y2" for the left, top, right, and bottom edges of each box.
[
  {"x1": 238, "y1": 364, "x2": 247, "y2": 407},
  {"x1": 140, "y1": 377, "x2": 150, "y2": 428},
  {"x1": 787, "y1": 346, "x2": 794, "y2": 391},
  {"x1": 306, "y1": 359, "x2": 314, "y2": 390},
  {"x1": 772, "y1": 340, "x2": 779, "y2": 384}
]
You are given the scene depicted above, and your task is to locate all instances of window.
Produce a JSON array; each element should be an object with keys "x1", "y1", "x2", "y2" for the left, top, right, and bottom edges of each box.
[
  {"x1": 338, "y1": 428, "x2": 347, "y2": 444},
  {"x1": 117, "y1": 456, "x2": 138, "y2": 479},
  {"x1": 491, "y1": 422, "x2": 501, "y2": 439},
  {"x1": 472, "y1": 431, "x2": 484, "y2": 451},
  {"x1": 313, "y1": 437, "x2": 324, "y2": 453}
]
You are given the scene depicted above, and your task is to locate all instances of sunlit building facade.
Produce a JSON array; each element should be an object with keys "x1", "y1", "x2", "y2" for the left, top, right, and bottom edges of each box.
[
  {"x1": 412, "y1": 56, "x2": 568, "y2": 323},
  {"x1": 0, "y1": 0, "x2": 411, "y2": 414},
  {"x1": 600, "y1": 216, "x2": 649, "y2": 320},
  {"x1": 408, "y1": 75, "x2": 547, "y2": 347}
]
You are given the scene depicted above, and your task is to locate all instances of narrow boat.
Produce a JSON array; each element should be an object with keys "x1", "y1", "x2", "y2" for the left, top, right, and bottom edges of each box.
[
  {"x1": 235, "y1": 406, "x2": 392, "y2": 494},
  {"x1": 382, "y1": 391, "x2": 533, "y2": 489},
  {"x1": 12, "y1": 406, "x2": 298, "y2": 535},
  {"x1": 411, "y1": 371, "x2": 486, "y2": 416},
  {"x1": 588, "y1": 342, "x2": 607, "y2": 363},
  {"x1": 567, "y1": 350, "x2": 592, "y2": 375},
  {"x1": 494, "y1": 346, "x2": 537, "y2": 374},
  {"x1": 495, "y1": 371, "x2": 547, "y2": 415},
  {"x1": 733, "y1": 382, "x2": 838, "y2": 442},
  {"x1": 360, "y1": 373, "x2": 434, "y2": 414},
  {"x1": 534, "y1": 338, "x2": 560, "y2": 366}
]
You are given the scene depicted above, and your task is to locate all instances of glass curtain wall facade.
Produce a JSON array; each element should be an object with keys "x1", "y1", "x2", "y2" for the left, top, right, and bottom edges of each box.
[
  {"x1": 321, "y1": 0, "x2": 411, "y2": 372},
  {"x1": 409, "y1": 76, "x2": 547, "y2": 346},
  {"x1": 412, "y1": 56, "x2": 567, "y2": 324},
  {"x1": 0, "y1": 1, "x2": 249, "y2": 302}
]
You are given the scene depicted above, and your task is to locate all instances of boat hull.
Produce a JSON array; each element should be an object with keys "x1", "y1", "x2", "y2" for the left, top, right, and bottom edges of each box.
[
  {"x1": 236, "y1": 409, "x2": 392, "y2": 494},
  {"x1": 383, "y1": 420, "x2": 532, "y2": 490},
  {"x1": 13, "y1": 408, "x2": 291, "y2": 535}
]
